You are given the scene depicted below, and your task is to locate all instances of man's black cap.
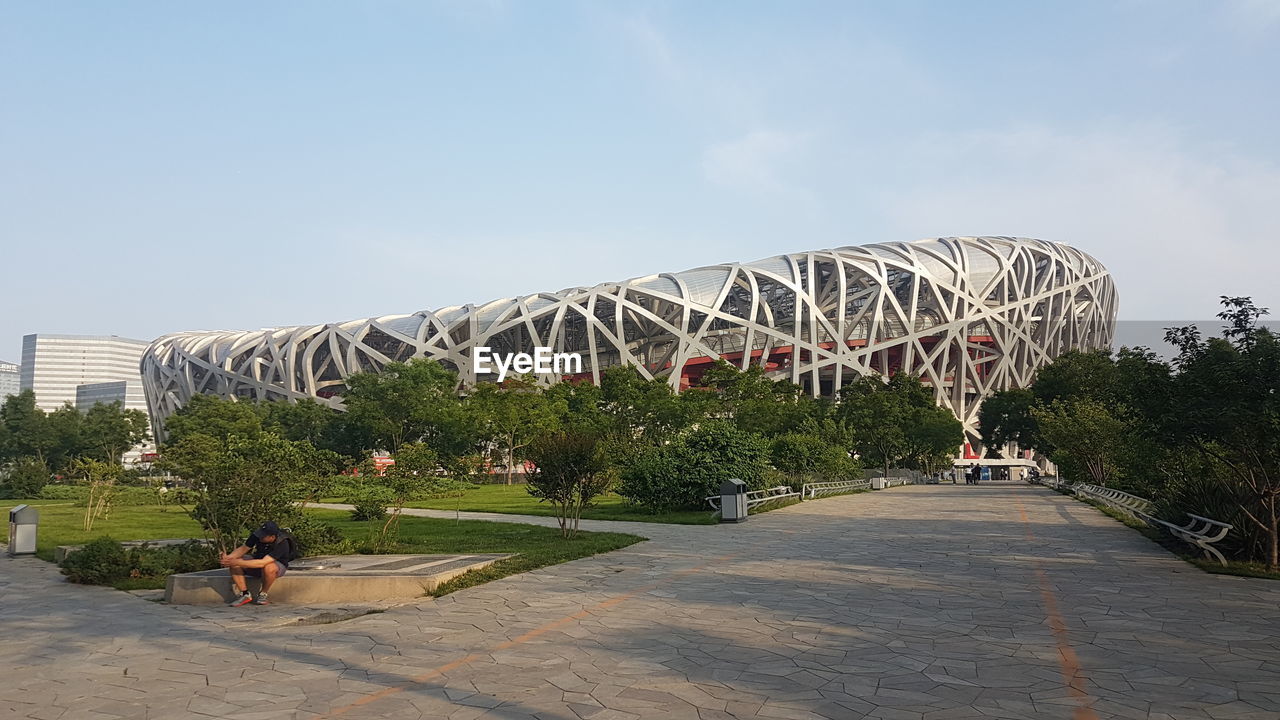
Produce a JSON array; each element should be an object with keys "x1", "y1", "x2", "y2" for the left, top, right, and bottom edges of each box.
[{"x1": 257, "y1": 521, "x2": 281, "y2": 537}]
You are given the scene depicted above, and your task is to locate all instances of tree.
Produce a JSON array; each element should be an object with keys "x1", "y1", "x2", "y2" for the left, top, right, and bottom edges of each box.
[
  {"x1": 46, "y1": 403, "x2": 85, "y2": 472},
  {"x1": 1031, "y1": 349, "x2": 1117, "y2": 407},
  {"x1": 618, "y1": 421, "x2": 771, "y2": 511},
  {"x1": 71, "y1": 457, "x2": 123, "y2": 532},
  {"x1": 599, "y1": 365, "x2": 695, "y2": 442},
  {"x1": 978, "y1": 388, "x2": 1038, "y2": 455},
  {"x1": 836, "y1": 375, "x2": 909, "y2": 481},
  {"x1": 0, "y1": 457, "x2": 50, "y2": 499},
  {"x1": 527, "y1": 432, "x2": 614, "y2": 538},
  {"x1": 0, "y1": 391, "x2": 52, "y2": 465},
  {"x1": 262, "y1": 398, "x2": 339, "y2": 445},
  {"x1": 770, "y1": 432, "x2": 859, "y2": 484},
  {"x1": 159, "y1": 428, "x2": 331, "y2": 553},
  {"x1": 467, "y1": 377, "x2": 557, "y2": 484},
  {"x1": 1032, "y1": 398, "x2": 1127, "y2": 487},
  {"x1": 342, "y1": 359, "x2": 471, "y2": 457},
  {"x1": 361, "y1": 442, "x2": 447, "y2": 549},
  {"x1": 903, "y1": 405, "x2": 965, "y2": 475},
  {"x1": 543, "y1": 379, "x2": 606, "y2": 435},
  {"x1": 1164, "y1": 297, "x2": 1280, "y2": 570},
  {"x1": 164, "y1": 394, "x2": 264, "y2": 447},
  {"x1": 81, "y1": 402, "x2": 151, "y2": 463}
]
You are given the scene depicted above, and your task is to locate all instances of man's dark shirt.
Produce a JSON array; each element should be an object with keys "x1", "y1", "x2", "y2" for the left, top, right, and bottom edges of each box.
[{"x1": 245, "y1": 532, "x2": 293, "y2": 567}]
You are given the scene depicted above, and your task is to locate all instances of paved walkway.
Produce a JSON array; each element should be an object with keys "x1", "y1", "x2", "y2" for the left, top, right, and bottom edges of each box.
[{"x1": 4, "y1": 485, "x2": 1280, "y2": 720}]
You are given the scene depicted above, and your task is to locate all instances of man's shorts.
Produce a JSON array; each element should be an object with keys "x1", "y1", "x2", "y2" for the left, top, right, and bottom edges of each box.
[{"x1": 244, "y1": 561, "x2": 287, "y2": 578}]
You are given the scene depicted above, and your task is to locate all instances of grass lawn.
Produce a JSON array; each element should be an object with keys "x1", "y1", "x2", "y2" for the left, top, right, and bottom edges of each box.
[
  {"x1": 393, "y1": 483, "x2": 719, "y2": 525},
  {"x1": 311, "y1": 509, "x2": 644, "y2": 595},
  {"x1": 5, "y1": 500, "x2": 206, "y2": 563},
  {"x1": 3, "y1": 500, "x2": 645, "y2": 596}
]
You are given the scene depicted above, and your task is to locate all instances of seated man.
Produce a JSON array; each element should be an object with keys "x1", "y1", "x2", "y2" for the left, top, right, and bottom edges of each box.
[{"x1": 221, "y1": 521, "x2": 298, "y2": 607}]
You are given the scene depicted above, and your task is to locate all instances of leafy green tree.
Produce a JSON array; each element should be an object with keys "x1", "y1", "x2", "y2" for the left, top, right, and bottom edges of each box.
[
  {"x1": 0, "y1": 457, "x2": 50, "y2": 498},
  {"x1": 361, "y1": 442, "x2": 446, "y2": 549},
  {"x1": 159, "y1": 429, "x2": 331, "y2": 553},
  {"x1": 262, "y1": 398, "x2": 339, "y2": 444},
  {"x1": 543, "y1": 379, "x2": 606, "y2": 434},
  {"x1": 599, "y1": 365, "x2": 694, "y2": 442},
  {"x1": 694, "y1": 360, "x2": 819, "y2": 437},
  {"x1": 903, "y1": 405, "x2": 964, "y2": 475},
  {"x1": 1165, "y1": 297, "x2": 1280, "y2": 570},
  {"x1": 81, "y1": 401, "x2": 151, "y2": 463},
  {"x1": 342, "y1": 359, "x2": 472, "y2": 457},
  {"x1": 770, "y1": 432, "x2": 859, "y2": 484},
  {"x1": 619, "y1": 420, "x2": 771, "y2": 511},
  {"x1": 468, "y1": 376, "x2": 557, "y2": 484},
  {"x1": 527, "y1": 431, "x2": 614, "y2": 538},
  {"x1": 46, "y1": 403, "x2": 85, "y2": 471},
  {"x1": 836, "y1": 375, "x2": 915, "y2": 481},
  {"x1": 164, "y1": 394, "x2": 264, "y2": 446},
  {"x1": 1032, "y1": 398, "x2": 1127, "y2": 487},
  {"x1": 978, "y1": 388, "x2": 1038, "y2": 455},
  {"x1": 0, "y1": 390, "x2": 52, "y2": 465},
  {"x1": 1031, "y1": 349, "x2": 1117, "y2": 407}
]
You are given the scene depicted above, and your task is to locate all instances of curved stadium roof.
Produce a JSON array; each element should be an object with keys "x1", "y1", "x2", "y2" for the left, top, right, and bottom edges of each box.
[{"x1": 141, "y1": 236, "x2": 1117, "y2": 443}]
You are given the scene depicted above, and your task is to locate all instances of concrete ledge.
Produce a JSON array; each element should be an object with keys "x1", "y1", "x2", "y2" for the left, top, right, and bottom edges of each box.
[
  {"x1": 55, "y1": 538, "x2": 211, "y2": 564},
  {"x1": 163, "y1": 553, "x2": 511, "y2": 605}
]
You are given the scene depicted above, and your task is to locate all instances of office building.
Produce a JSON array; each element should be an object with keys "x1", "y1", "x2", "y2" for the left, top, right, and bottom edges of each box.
[{"x1": 21, "y1": 334, "x2": 151, "y2": 412}]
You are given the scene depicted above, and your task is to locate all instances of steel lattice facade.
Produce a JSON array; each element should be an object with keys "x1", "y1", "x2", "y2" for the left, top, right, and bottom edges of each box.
[{"x1": 141, "y1": 236, "x2": 1117, "y2": 444}]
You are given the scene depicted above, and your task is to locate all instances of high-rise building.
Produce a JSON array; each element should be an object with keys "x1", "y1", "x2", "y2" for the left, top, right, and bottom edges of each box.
[
  {"x1": 20, "y1": 334, "x2": 151, "y2": 413},
  {"x1": 0, "y1": 360, "x2": 19, "y2": 404}
]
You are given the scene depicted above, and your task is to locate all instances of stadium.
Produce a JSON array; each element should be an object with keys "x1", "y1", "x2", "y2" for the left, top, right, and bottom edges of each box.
[{"x1": 141, "y1": 236, "x2": 1117, "y2": 447}]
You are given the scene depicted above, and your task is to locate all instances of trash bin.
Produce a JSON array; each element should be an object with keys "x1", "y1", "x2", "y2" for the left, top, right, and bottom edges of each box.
[
  {"x1": 8, "y1": 504, "x2": 38, "y2": 556},
  {"x1": 719, "y1": 479, "x2": 748, "y2": 523},
  {"x1": 870, "y1": 477, "x2": 887, "y2": 490}
]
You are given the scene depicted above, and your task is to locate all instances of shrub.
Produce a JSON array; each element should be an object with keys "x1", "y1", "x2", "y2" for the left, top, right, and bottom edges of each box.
[
  {"x1": 619, "y1": 421, "x2": 771, "y2": 511},
  {"x1": 60, "y1": 538, "x2": 218, "y2": 585},
  {"x1": 38, "y1": 484, "x2": 159, "y2": 506},
  {"x1": 770, "y1": 432, "x2": 859, "y2": 483},
  {"x1": 286, "y1": 515, "x2": 354, "y2": 555},
  {"x1": 1156, "y1": 472, "x2": 1262, "y2": 563},
  {"x1": 0, "y1": 458, "x2": 51, "y2": 499},
  {"x1": 37, "y1": 484, "x2": 89, "y2": 501},
  {"x1": 350, "y1": 487, "x2": 392, "y2": 521},
  {"x1": 60, "y1": 537, "x2": 130, "y2": 585}
]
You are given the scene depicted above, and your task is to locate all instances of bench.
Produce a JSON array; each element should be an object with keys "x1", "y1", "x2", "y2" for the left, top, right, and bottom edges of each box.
[
  {"x1": 802, "y1": 479, "x2": 871, "y2": 499},
  {"x1": 1073, "y1": 483, "x2": 1153, "y2": 516},
  {"x1": 705, "y1": 485, "x2": 800, "y2": 512},
  {"x1": 1144, "y1": 514, "x2": 1234, "y2": 566},
  {"x1": 1072, "y1": 483, "x2": 1234, "y2": 565}
]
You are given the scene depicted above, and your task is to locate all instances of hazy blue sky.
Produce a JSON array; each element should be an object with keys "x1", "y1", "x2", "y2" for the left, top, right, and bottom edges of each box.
[{"x1": 3, "y1": 1, "x2": 1278, "y2": 362}]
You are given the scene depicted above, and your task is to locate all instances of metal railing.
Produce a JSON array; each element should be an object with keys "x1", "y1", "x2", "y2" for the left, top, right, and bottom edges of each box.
[
  {"x1": 705, "y1": 485, "x2": 801, "y2": 511},
  {"x1": 801, "y1": 479, "x2": 871, "y2": 499}
]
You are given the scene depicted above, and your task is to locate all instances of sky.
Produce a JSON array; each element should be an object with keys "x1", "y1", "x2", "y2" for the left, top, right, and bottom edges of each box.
[{"x1": 3, "y1": 1, "x2": 1279, "y2": 362}]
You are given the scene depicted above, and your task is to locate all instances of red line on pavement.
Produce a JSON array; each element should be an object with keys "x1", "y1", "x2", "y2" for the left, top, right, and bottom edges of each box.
[{"x1": 1018, "y1": 499, "x2": 1100, "y2": 720}]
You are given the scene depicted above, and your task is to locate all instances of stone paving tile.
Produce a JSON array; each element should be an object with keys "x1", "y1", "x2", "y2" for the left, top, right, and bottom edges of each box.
[{"x1": 5, "y1": 486, "x2": 1280, "y2": 719}]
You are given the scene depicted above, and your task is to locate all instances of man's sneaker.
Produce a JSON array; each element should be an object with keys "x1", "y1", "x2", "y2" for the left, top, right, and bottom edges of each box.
[
  {"x1": 252, "y1": 592, "x2": 270, "y2": 605},
  {"x1": 228, "y1": 591, "x2": 252, "y2": 607}
]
